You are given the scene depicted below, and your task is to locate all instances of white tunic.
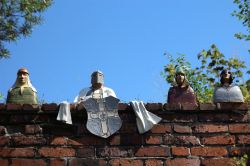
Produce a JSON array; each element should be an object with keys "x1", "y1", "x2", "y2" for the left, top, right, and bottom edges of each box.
[{"x1": 74, "y1": 86, "x2": 116, "y2": 103}]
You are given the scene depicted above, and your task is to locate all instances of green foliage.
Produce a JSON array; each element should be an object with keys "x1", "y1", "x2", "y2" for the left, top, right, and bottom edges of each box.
[
  {"x1": 0, "y1": 0, "x2": 53, "y2": 58},
  {"x1": 233, "y1": 154, "x2": 248, "y2": 166},
  {"x1": 162, "y1": 44, "x2": 248, "y2": 103},
  {"x1": 232, "y1": 0, "x2": 250, "y2": 53}
]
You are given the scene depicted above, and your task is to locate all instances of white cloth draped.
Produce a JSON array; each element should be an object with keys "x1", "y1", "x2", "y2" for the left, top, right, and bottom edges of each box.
[{"x1": 57, "y1": 101, "x2": 72, "y2": 124}]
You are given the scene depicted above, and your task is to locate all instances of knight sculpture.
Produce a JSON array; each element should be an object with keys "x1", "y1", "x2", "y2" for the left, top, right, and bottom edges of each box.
[
  {"x1": 75, "y1": 71, "x2": 122, "y2": 138},
  {"x1": 213, "y1": 69, "x2": 244, "y2": 103},
  {"x1": 7, "y1": 68, "x2": 38, "y2": 104},
  {"x1": 167, "y1": 66, "x2": 197, "y2": 105}
]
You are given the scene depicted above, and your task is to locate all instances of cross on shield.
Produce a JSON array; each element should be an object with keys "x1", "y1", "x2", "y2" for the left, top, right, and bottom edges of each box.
[{"x1": 82, "y1": 96, "x2": 122, "y2": 138}]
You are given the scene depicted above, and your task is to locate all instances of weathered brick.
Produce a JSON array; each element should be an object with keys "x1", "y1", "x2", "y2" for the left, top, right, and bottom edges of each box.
[
  {"x1": 164, "y1": 135, "x2": 200, "y2": 146},
  {"x1": 193, "y1": 124, "x2": 228, "y2": 133},
  {"x1": 69, "y1": 159, "x2": 106, "y2": 166},
  {"x1": 145, "y1": 103, "x2": 163, "y2": 111},
  {"x1": 135, "y1": 146, "x2": 170, "y2": 157},
  {"x1": 41, "y1": 103, "x2": 58, "y2": 111},
  {"x1": 237, "y1": 135, "x2": 250, "y2": 144},
  {"x1": 109, "y1": 159, "x2": 143, "y2": 166},
  {"x1": 201, "y1": 135, "x2": 235, "y2": 145},
  {"x1": 166, "y1": 158, "x2": 200, "y2": 166},
  {"x1": 0, "y1": 159, "x2": 8, "y2": 166},
  {"x1": 229, "y1": 147, "x2": 250, "y2": 156},
  {"x1": 119, "y1": 123, "x2": 137, "y2": 133},
  {"x1": 120, "y1": 134, "x2": 143, "y2": 145},
  {"x1": 161, "y1": 114, "x2": 197, "y2": 122},
  {"x1": 12, "y1": 135, "x2": 46, "y2": 145},
  {"x1": 145, "y1": 159, "x2": 163, "y2": 166},
  {"x1": 6, "y1": 104, "x2": 22, "y2": 110},
  {"x1": 118, "y1": 103, "x2": 130, "y2": 110},
  {"x1": 50, "y1": 136, "x2": 81, "y2": 146},
  {"x1": 145, "y1": 135, "x2": 162, "y2": 144},
  {"x1": 74, "y1": 136, "x2": 106, "y2": 146},
  {"x1": 201, "y1": 158, "x2": 234, "y2": 166},
  {"x1": 50, "y1": 158, "x2": 66, "y2": 166},
  {"x1": 11, "y1": 159, "x2": 46, "y2": 166},
  {"x1": 163, "y1": 103, "x2": 181, "y2": 111},
  {"x1": 0, "y1": 148, "x2": 35, "y2": 157},
  {"x1": 150, "y1": 124, "x2": 172, "y2": 134},
  {"x1": 39, "y1": 147, "x2": 75, "y2": 157},
  {"x1": 97, "y1": 147, "x2": 134, "y2": 157},
  {"x1": 25, "y1": 125, "x2": 42, "y2": 134},
  {"x1": 0, "y1": 104, "x2": 6, "y2": 111},
  {"x1": 198, "y1": 113, "x2": 231, "y2": 122},
  {"x1": 217, "y1": 103, "x2": 248, "y2": 111},
  {"x1": 22, "y1": 104, "x2": 39, "y2": 111},
  {"x1": 181, "y1": 103, "x2": 198, "y2": 110},
  {"x1": 77, "y1": 147, "x2": 95, "y2": 157},
  {"x1": 173, "y1": 125, "x2": 192, "y2": 133},
  {"x1": 171, "y1": 147, "x2": 190, "y2": 156},
  {"x1": 109, "y1": 135, "x2": 120, "y2": 145},
  {"x1": 0, "y1": 136, "x2": 10, "y2": 146},
  {"x1": 191, "y1": 147, "x2": 228, "y2": 157},
  {"x1": 199, "y1": 103, "x2": 216, "y2": 110},
  {"x1": 229, "y1": 124, "x2": 250, "y2": 133}
]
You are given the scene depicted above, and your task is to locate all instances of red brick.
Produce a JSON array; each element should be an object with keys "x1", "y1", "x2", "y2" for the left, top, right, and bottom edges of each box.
[
  {"x1": 25, "y1": 125, "x2": 42, "y2": 134},
  {"x1": 174, "y1": 125, "x2": 192, "y2": 133},
  {"x1": 50, "y1": 158, "x2": 66, "y2": 166},
  {"x1": 6, "y1": 103, "x2": 22, "y2": 110},
  {"x1": 41, "y1": 103, "x2": 58, "y2": 111},
  {"x1": 163, "y1": 103, "x2": 181, "y2": 111},
  {"x1": 50, "y1": 136, "x2": 67, "y2": 145},
  {"x1": 145, "y1": 159, "x2": 163, "y2": 166},
  {"x1": 0, "y1": 104, "x2": 6, "y2": 111},
  {"x1": 150, "y1": 124, "x2": 172, "y2": 134},
  {"x1": 237, "y1": 135, "x2": 250, "y2": 144},
  {"x1": 174, "y1": 136, "x2": 200, "y2": 145},
  {"x1": 69, "y1": 159, "x2": 106, "y2": 166},
  {"x1": 74, "y1": 136, "x2": 106, "y2": 146},
  {"x1": 0, "y1": 148, "x2": 35, "y2": 157},
  {"x1": 201, "y1": 135, "x2": 235, "y2": 145},
  {"x1": 145, "y1": 135, "x2": 162, "y2": 144},
  {"x1": 12, "y1": 135, "x2": 46, "y2": 145},
  {"x1": 0, "y1": 159, "x2": 8, "y2": 166},
  {"x1": 217, "y1": 103, "x2": 248, "y2": 111},
  {"x1": 172, "y1": 147, "x2": 190, "y2": 156},
  {"x1": 201, "y1": 158, "x2": 234, "y2": 166},
  {"x1": 161, "y1": 114, "x2": 197, "y2": 122},
  {"x1": 135, "y1": 146, "x2": 170, "y2": 157},
  {"x1": 0, "y1": 136, "x2": 10, "y2": 145},
  {"x1": 109, "y1": 135, "x2": 120, "y2": 145},
  {"x1": 191, "y1": 147, "x2": 228, "y2": 157},
  {"x1": 145, "y1": 103, "x2": 163, "y2": 111},
  {"x1": 12, "y1": 159, "x2": 46, "y2": 166},
  {"x1": 198, "y1": 113, "x2": 230, "y2": 122},
  {"x1": 229, "y1": 124, "x2": 250, "y2": 133},
  {"x1": 22, "y1": 104, "x2": 39, "y2": 111},
  {"x1": 166, "y1": 158, "x2": 200, "y2": 166},
  {"x1": 119, "y1": 123, "x2": 137, "y2": 133},
  {"x1": 120, "y1": 134, "x2": 143, "y2": 145},
  {"x1": 199, "y1": 103, "x2": 216, "y2": 110},
  {"x1": 193, "y1": 124, "x2": 228, "y2": 133},
  {"x1": 97, "y1": 147, "x2": 134, "y2": 157},
  {"x1": 230, "y1": 147, "x2": 250, "y2": 156},
  {"x1": 39, "y1": 147, "x2": 75, "y2": 157},
  {"x1": 109, "y1": 159, "x2": 143, "y2": 166},
  {"x1": 181, "y1": 103, "x2": 198, "y2": 110},
  {"x1": 77, "y1": 147, "x2": 95, "y2": 157}
]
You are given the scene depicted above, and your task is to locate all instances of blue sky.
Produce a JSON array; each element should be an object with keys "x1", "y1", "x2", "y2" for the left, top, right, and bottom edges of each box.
[{"x1": 1, "y1": 0, "x2": 249, "y2": 103}]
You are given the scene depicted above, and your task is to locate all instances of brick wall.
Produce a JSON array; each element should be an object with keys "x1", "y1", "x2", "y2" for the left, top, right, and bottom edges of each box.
[{"x1": 0, "y1": 103, "x2": 249, "y2": 166}]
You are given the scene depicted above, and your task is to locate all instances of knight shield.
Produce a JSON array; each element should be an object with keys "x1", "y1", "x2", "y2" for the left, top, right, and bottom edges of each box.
[{"x1": 82, "y1": 96, "x2": 122, "y2": 138}]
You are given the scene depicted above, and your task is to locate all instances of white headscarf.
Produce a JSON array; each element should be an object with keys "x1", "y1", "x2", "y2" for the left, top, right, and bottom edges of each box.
[{"x1": 9, "y1": 75, "x2": 37, "y2": 93}]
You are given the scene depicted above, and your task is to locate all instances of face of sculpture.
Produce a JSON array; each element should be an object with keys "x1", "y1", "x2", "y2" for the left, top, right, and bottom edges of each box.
[
  {"x1": 175, "y1": 73, "x2": 185, "y2": 86},
  {"x1": 17, "y1": 72, "x2": 28, "y2": 86},
  {"x1": 91, "y1": 71, "x2": 104, "y2": 90},
  {"x1": 221, "y1": 70, "x2": 231, "y2": 84}
]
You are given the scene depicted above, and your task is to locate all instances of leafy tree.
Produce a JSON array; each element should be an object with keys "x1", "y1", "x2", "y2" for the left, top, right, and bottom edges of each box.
[
  {"x1": 232, "y1": 0, "x2": 250, "y2": 45},
  {"x1": 0, "y1": 0, "x2": 53, "y2": 58},
  {"x1": 162, "y1": 44, "x2": 248, "y2": 103}
]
